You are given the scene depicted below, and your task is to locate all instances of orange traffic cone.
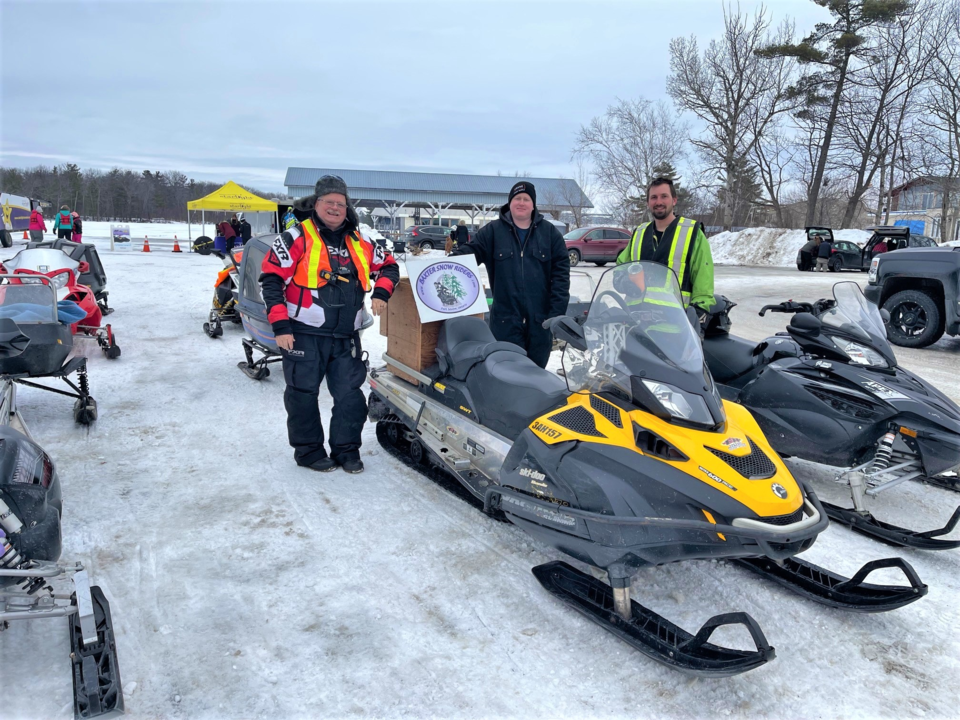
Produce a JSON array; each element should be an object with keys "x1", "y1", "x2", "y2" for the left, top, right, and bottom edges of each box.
[
  {"x1": 143, "y1": 237, "x2": 151, "y2": 252},
  {"x1": 172, "y1": 235, "x2": 182, "y2": 253},
  {"x1": 22, "y1": 231, "x2": 28, "y2": 240}
]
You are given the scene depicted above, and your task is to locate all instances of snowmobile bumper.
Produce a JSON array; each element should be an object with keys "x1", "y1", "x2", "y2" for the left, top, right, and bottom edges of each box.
[
  {"x1": 533, "y1": 561, "x2": 775, "y2": 677},
  {"x1": 484, "y1": 484, "x2": 830, "y2": 563}
]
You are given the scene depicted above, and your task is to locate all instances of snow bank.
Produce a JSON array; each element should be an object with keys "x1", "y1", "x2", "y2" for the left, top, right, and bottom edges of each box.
[{"x1": 710, "y1": 227, "x2": 871, "y2": 267}]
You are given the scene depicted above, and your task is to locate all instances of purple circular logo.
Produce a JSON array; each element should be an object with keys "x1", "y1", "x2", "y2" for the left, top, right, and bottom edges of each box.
[{"x1": 416, "y1": 262, "x2": 481, "y2": 313}]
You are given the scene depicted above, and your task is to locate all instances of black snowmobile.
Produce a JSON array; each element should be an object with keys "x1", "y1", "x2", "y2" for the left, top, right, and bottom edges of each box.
[
  {"x1": 368, "y1": 262, "x2": 926, "y2": 677},
  {"x1": 0, "y1": 276, "x2": 98, "y2": 425},
  {"x1": 0, "y1": 320, "x2": 122, "y2": 719},
  {"x1": 702, "y1": 281, "x2": 960, "y2": 550},
  {"x1": 193, "y1": 241, "x2": 243, "y2": 339}
]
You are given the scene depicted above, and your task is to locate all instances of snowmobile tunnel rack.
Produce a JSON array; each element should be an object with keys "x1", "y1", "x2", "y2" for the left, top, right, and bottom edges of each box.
[
  {"x1": 381, "y1": 353, "x2": 433, "y2": 385},
  {"x1": 485, "y1": 485, "x2": 830, "y2": 560}
]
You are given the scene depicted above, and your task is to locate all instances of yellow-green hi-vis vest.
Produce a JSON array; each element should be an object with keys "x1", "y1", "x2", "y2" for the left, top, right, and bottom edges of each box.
[{"x1": 625, "y1": 217, "x2": 698, "y2": 308}]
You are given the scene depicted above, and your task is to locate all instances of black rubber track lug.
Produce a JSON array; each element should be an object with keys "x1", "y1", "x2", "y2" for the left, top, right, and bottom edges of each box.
[
  {"x1": 70, "y1": 586, "x2": 124, "y2": 719},
  {"x1": 733, "y1": 555, "x2": 927, "y2": 612},
  {"x1": 533, "y1": 561, "x2": 774, "y2": 677},
  {"x1": 376, "y1": 417, "x2": 508, "y2": 523},
  {"x1": 822, "y1": 502, "x2": 960, "y2": 550}
]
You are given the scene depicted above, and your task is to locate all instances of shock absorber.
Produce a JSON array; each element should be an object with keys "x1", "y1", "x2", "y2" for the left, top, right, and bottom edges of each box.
[
  {"x1": 0, "y1": 498, "x2": 53, "y2": 599},
  {"x1": 870, "y1": 432, "x2": 897, "y2": 473}
]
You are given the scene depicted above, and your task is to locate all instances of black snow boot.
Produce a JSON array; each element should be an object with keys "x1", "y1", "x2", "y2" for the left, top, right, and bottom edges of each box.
[
  {"x1": 341, "y1": 458, "x2": 364, "y2": 474},
  {"x1": 299, "y1": 457, "x2": 339, "y2": 473}
]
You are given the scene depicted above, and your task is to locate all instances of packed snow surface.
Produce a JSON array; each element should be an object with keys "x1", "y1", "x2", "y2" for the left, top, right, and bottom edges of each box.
[
  {"x1": 711, "y1": 227, "x2": 871, "y2": 267},
  {"x1": 1, "y1": 238, "x2": 959, "y2": 719}
]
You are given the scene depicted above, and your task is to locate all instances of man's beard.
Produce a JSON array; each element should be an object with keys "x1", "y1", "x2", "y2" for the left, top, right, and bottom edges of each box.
[{"x1": 650, "y1": 206, "x2": 671, "y2": 220}]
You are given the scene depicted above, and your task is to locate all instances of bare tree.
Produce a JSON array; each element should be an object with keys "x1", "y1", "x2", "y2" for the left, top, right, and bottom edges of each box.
[
  {"x1": 541, "y1": 157, "x2": 596, "y2": 229},
  {"x1": 830, "y1": 3, "x2": 934, "y2": 227},
  {"x1": 916, "y1": 0, "x2": 960, "y2": 242},
  {"x1": 752, "y1": 124, "x2": 798, "y2": 226},
  {"x1": 760, "y1": 0, "x2": 914, "y2": 226},
  {"x1": 574, "y1": 97, "x2": 688, "y2": 215},
  {"x1": 669, "y1": 7, "x2": 796, "y2": 230}
]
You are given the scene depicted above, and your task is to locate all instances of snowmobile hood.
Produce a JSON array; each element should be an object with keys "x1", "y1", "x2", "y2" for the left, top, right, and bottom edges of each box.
[{"x1": 528, "y1": 393, "x2": 804, "y2": 521}]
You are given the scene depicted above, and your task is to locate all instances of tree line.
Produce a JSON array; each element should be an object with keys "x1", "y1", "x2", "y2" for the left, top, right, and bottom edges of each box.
[
  {"x1": 0, "y1": 164, "x2": 277, "y2": 222},
  {"x1": 575, "y1": 0, "x2": 960, "y2": 240}
]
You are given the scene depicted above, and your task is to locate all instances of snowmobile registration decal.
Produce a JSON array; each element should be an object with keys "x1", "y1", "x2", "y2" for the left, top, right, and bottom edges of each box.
[
  {"x1": 699, "y1": 466, "x2": 737, "y2": 491},
  {"x1": 532, "y1": 421, "x2": 563, "y2": 440},
  {"x1": 433, "y1": 382, "x2": 446, "y2": 393},
  {"x1": 721, "y1": 437, "x2": 747, "y2": 451}
]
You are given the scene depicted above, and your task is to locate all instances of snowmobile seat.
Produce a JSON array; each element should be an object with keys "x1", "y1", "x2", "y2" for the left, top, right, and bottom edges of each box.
[
  {"x1": 465, "y1": 351, "x2": 568, "y2": 439},
  {"x1": 436, "y1": 316, "x2": 526, "y2": 381},
  {"x1": 704, "y1": 335, "x2": 762, "y2": 384}
]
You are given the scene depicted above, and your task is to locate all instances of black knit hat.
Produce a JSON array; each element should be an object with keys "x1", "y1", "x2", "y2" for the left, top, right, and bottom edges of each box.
[
  {"x1": 508, "y1": 181, "x2": 536, "y2": 206},
  {"x1": 314, "y1": 175, "x2": 349, "y2": 200}
]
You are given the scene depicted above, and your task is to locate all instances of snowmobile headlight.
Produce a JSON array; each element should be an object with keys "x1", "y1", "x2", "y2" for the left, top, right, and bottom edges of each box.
[
  {"x1": 642, "y1": 380, "x2": 713, "y2": 426},
  {"x1": 50, "y1": 273, "x2": 68, "y2": 290},
  {"x1": 835, "y1": 338, "x2": 888, "y2": 368}
]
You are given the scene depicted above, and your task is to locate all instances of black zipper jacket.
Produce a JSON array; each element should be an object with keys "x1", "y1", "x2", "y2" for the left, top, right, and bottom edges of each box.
[{"x1": 451, "y1": 209, "x2": 569, "y2": 359}]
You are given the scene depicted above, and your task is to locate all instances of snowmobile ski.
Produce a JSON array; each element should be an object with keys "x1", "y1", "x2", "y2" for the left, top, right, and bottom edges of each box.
[
  {"x1": 533, "y1": 561, "x2": 775, "y2": 677},
  {"x1": 69, "y1": 585, "x2": 124, "y2": 719},
  {"x1": 821, "y1": 501, "x2": 960, "y2": 550},
  {"x1": 920, "y1": 473, "x2": 960, "y2": 495},
  {"x1": 733, "y1": 555, "x2": 927, "y2": 612}
]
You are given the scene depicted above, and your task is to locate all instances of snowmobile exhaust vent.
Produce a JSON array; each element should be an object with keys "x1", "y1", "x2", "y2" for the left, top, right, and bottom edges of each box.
[
  {"x1": 590, "y1": 396, "x2": 623, "y2": 428},
  {"x1": 549, "y1": 406, "x2": 605, "y2": 438},
  {"x1": 707, "y1": 438, "x2": 776, "y2": 480}
]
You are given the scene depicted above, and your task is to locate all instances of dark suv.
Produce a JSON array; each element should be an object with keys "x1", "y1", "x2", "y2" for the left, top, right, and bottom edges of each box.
[
  {"x1": 401, "y1": 225, "x2": 450, "y2": 251},
  {"x1": 564, "y1": 226, "x2": 631, "y2": 267}
]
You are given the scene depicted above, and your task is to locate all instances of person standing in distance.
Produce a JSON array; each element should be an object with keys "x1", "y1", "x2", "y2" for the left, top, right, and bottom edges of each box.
[
  {"x1": 451, "y1": 181, "x2": 569, "y2": 368},
  {"x1": 616, "y1": 177, "x2": 715, "y2": 320},
  {"x1": 28, "y1": 204, "x2": 46, "y2": 242},
  {"x1": 260, "y1": 176, "x2": 400, "y2": 474}
]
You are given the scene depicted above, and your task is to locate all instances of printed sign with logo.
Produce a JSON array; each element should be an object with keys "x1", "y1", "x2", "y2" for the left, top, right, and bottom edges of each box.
[
  {"x1": 110, "y1": 224, "x2": 132, "y2": 251},
  {"x1": 404, "y1": 256, "x2": 488, "y2": 323}
]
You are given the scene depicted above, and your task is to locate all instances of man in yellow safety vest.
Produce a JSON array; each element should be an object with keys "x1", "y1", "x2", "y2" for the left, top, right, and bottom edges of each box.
[{"x1": 616, "y1": 177, "x2": 715, "y2": 322}]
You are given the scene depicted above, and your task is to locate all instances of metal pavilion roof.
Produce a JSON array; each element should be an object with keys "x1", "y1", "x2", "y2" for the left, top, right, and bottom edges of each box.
[{"x1": 284, "y1": 167, "x2": 593, "y2": 209}]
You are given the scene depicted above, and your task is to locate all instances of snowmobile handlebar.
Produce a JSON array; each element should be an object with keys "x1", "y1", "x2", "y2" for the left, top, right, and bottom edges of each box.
[{"x1": 759, "y1": 300, "x2": 815, "y2": 317}]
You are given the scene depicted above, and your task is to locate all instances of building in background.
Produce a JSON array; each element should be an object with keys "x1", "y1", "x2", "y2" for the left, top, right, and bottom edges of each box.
[
  {"x1": 888, "y1": 177, "x2": 960, "y2": 243},
  {"x1": 284, "y1": 168, "x2": 592, "y2": 234}
]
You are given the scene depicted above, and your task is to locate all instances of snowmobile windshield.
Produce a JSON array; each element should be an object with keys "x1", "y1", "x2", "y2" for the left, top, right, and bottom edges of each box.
[
  {"x1": 821, "y1": 282, "x2": 897, "y2": 368},
  {"x1": 561, "y1": 262, "x2": 723, "y2": 428}
]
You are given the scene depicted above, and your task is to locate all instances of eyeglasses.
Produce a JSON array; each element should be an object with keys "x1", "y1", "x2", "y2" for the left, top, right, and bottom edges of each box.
[{"x1": 320, "y1": 200, "x2": 347, "y2": 210}]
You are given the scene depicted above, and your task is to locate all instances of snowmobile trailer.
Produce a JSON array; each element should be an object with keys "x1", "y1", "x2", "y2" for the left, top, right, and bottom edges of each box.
[
  {"x1": 0, "y1": 321, "x2": 122, "y2": 719},
  {"x1": 702, "y1": 283, "x2": 960, "y2": 550},
  {"x1": 367, "y1": 262, "x2": 926, "y2": 677}
]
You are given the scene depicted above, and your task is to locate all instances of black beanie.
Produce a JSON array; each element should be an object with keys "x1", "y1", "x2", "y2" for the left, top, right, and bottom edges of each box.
[{"x1": 508, "y1": 181, "x2": 536, "y2": 206}]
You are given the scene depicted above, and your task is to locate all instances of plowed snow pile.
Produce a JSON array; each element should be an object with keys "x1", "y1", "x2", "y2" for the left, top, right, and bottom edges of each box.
[{"x1": 711, "y1": 227, "x2": 871, "y2": 267}]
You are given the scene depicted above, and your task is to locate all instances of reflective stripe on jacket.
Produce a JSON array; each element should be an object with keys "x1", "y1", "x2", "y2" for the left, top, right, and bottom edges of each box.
[{"x1": 295, "y1": 218, "x2": 371, "y2": 292}]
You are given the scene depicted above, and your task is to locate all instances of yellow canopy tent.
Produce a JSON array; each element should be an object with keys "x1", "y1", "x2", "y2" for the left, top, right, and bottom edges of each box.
[{"x1": 187, "y1": 181, "x2": 279, "y2": 244}]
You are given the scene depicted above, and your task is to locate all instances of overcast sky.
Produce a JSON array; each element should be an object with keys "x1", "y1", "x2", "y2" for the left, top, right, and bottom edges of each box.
[{"x1": 1, "y1": 0, "x2": 829, "y2": 193}]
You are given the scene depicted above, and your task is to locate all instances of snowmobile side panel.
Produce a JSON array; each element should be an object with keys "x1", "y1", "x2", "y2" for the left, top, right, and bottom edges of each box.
[
  {"x1": 70, "y1": 585, "x2": 123, "y2": 720},
  {"x1": 533, "y1": 561, "x2": 775, "y2": 677},
  {"x1": 733, "y1": 555, "x2": 927, "y2": 612},
  {"x1": 822, "y1": 501, "x2": 960, "y2": 550}
]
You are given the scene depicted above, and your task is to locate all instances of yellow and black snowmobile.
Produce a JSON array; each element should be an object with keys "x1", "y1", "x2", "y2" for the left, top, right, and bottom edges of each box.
[{"x1": 367, "y1": 261, "x2": 926, "y2": 677}]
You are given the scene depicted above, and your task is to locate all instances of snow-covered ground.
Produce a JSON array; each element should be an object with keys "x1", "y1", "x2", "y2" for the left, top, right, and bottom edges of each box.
[
  {"x1": 711, "y1": 228, "x2": 871, "y2": 267},
  {"x1": 1, "y1": 244, "x2": 959, "y2": 719}
]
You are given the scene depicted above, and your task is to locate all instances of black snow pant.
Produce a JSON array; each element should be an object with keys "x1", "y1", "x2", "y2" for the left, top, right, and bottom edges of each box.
[
  {"x1": 281, "y1": 332, "x2": 367, "y2": 467},
  {"x1": 57, "y1": 228, "x2": 72, "y2": 241},
  {"x1": 491, "y1": 316, "x2": 552, "y2": 369},
  {"x1": 799, "y1": 251, "x2": 812, "y2": 271}
]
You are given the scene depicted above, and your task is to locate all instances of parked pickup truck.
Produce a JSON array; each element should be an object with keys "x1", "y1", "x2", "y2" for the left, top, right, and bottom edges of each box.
[{"x1": 864, "y1": 246, "x2": 960, "y2": 348}]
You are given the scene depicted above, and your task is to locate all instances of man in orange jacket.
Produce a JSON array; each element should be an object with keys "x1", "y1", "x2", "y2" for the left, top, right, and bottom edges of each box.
[{"x1": 260, "y1": 176, "x2": 400, "y2": 474}]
